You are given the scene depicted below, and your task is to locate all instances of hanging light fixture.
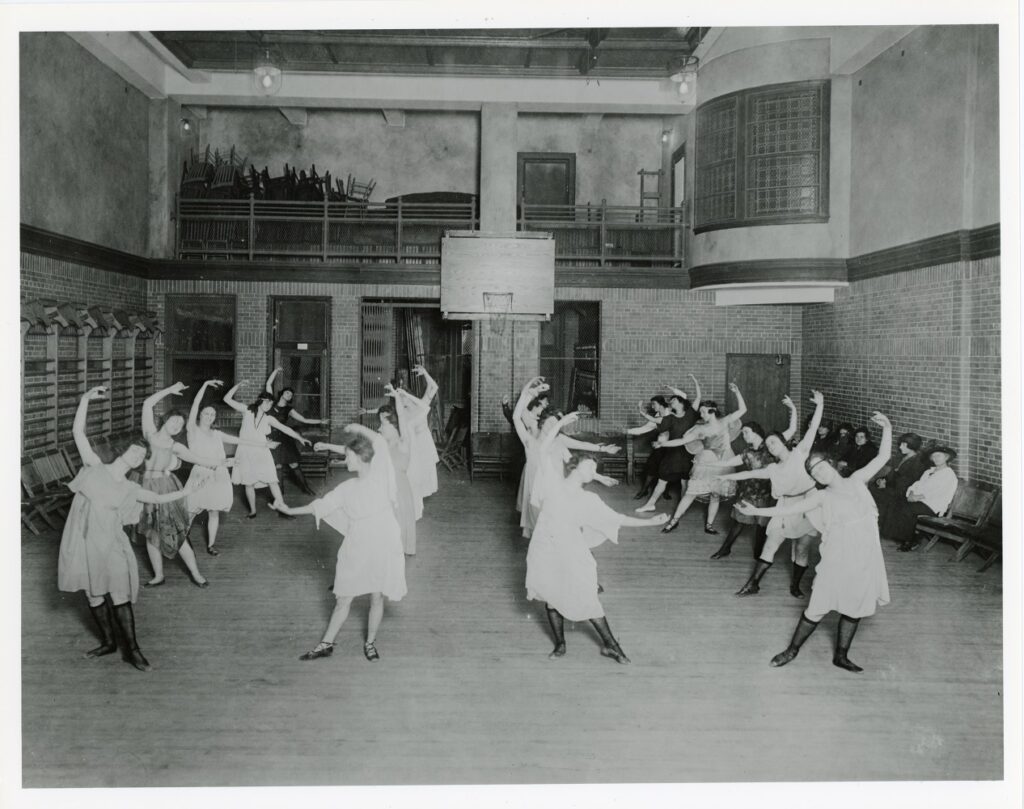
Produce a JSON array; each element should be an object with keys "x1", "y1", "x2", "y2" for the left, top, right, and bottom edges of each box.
[
  {"x1": 668, "y1": 55, "x2": 699, "y2": 100},
  {"x1": 253, "y1": 47, "x2": 283, "y2": 96}
]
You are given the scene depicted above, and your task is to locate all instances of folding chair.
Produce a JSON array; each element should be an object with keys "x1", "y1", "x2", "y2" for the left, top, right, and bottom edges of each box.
[{"x1": 915, "y1": 480, "x2": 999, "y2": 558}]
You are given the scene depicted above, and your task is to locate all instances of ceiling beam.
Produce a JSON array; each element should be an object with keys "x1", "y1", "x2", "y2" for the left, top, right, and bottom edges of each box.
[
  {"x1": 830, "y1": 26, "x2": 918, "y2": 74},
  {"x1": 135, "y1": 32, "x2": 210, "y2": 83},
  {"x1": 66, "y1": 32, "x2": 168, "y2": 99}
]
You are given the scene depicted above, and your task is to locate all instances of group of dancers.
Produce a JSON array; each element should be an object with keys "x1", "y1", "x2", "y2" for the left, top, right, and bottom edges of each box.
[
  {"x1": 56, "y1": 365, "x2": 441, "y2": 670},
  {"x1": 55, "y1": 360, "x2": 959, "y2": 675},
  {"x1": 509, "y1": 373, "x2": 959, "y2": 673}
]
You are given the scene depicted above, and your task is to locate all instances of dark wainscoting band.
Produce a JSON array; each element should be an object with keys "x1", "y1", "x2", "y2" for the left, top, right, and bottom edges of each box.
[
  {"x1": 688, "y1": 258, "x2": 848, "y2": 289},
  {"x1": 20, "y1": 224, "x2": 150, "y2": 278},
  {"x1": 22, "y1": 223, "x2": 1000, "y2": 289},
  {"x1": 846, "y1": 223, "x2": 1000, "y2": 281}
]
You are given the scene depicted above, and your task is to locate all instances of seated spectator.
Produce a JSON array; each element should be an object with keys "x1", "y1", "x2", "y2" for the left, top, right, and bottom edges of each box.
[
  {"x1": 871, "y1": 432, "x2": 929, "y2": 539},
  {"x1": 841, "y1": 426, "x2": 878, "y2": 477},
  {"x1": 896, "y1": 446, "x2": 960, "y2": 552}
]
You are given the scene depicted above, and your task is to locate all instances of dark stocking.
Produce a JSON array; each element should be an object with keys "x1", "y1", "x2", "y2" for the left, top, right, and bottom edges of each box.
[
  {"x1": 712, "y1": 521, "x2": 743, "y2": 559},
  {"x1": 833, "y1": 615, "x2": 863, "y2": 672},
  {"x1": 770, "y1": 613, "x2": 820, "y2": 667},
  {"x1": 753, "y1": 525, "x2": 767, "y2": 559},
  {"x1": 589, "y1": 616, "x2": 630, "y2": 664},
  {"x1": 111, "y1": 602, "x2": 151, "y2": 672},
  {"x1": 290, "y1": 465, "x2": 317, "y2": 496},
  {"x1": 634, "y1": 476, "x2": 655, "y2": 500},
  {"x1": 545, "y1": 606, "x2": 566, "y2": 658},
  {"x1": 736, "y1": 559, "x2": 773, "y2": 596},
  {"x1": 85, "y1": 599, "x2": 117, "y2": 658},
  {"x1": 790, "y1": 563, "x2": 808, "y2": 599}
]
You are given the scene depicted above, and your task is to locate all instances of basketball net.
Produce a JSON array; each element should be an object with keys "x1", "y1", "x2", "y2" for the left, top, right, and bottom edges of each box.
[{"x1": 482, "y1": 292, "x2": 513, "y2": 337}]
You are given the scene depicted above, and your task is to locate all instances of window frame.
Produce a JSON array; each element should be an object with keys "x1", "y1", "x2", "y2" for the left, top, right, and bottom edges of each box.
[
  {"x1": 694, "y1": 79, "x2": 830, "y2": 234},
  {"x1": 164, "y1": 293, "x2": 237, "y2": 388},
  {"x1": 539, "y1": 300, "x2": 602, "y2": 418}
]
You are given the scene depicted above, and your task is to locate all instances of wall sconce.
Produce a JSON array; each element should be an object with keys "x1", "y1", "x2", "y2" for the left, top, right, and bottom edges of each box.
[
  {"x1": 180, "y1": 118, "x2": 192, "y2": 133},
  {"x1": 668, "y1": 55, "x2": 699, "y2": 100},
  {"x1": 253, "y1": 48, "x2": 283, "y2": 96}
]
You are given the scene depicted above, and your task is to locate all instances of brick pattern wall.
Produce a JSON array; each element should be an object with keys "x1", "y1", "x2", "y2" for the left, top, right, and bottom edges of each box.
[
  {"x1": 148, "y1": 279, "x2": 440, "y2": 430},
  {"x1": 20, "y1": 252, "x2": 147, "y2": 309},
  {"x1": 802, "y1": 258, "x2": 1001, "y2": 486}
]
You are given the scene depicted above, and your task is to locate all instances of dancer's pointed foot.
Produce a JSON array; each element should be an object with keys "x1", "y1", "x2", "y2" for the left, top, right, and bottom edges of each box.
[
  {"x1": 548, "y1": 642, "x2": 566, "y2": 660},
  {"x1": 711, "y1": 546, "x2": 731, "y2": 559},
  {"x1": 600, "y1": 644, "x2": 631, "y2": 664},
  {"x1": 704, "y1": 523, "x2": 719, "y2": 535},
  {"x1": 125, "y1": 648, "x2": 152, "y2": 672},
  {"x1": 770, "y1": 647, "x2": 799, "y2": 667},
  {"x1": 144, "y1": 578, "x2": 165, "y2": 588},
  {"x1": 634, "y1": 504, "x2": 655, "y2": 513},
  {"x1": 246, "y1": 511, "x2": 257, "y2": 519},
  {"x1": 363, "y1": 641, "x2": 380, "y2": 662},
  {"x1": 660, "y1": 518, "x2": 680, "y2": 534},
  {"x1": 833, "y1": 653, "x2": 864, "y2": 673},
  {"x1": 299, "y1": 641, "x2": 334, "y2": 661},
  {"x1": 789, "y1": 584, "x2": 805, "y2": 598},
  {"x1": 735, "y1": 579, "x2": 760, "y2": 597},
  {"x1": 207, "y1": 544, "x2": 220, "y2": 556},
  {"x1": 84, "y1": 642, "x2": 118, "y2": 659}
]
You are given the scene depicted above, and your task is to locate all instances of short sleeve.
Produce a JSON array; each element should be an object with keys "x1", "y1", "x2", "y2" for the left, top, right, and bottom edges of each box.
[
  {"x1": 311, "y1": 482, "x2": 354, "y2": 534},
  {"x1": 579, "y1": 491, "x2": 624, "y2": 547}
]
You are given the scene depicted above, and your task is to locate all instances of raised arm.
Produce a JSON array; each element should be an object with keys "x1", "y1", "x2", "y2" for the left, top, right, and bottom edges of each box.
[
  {"x1": 390, "y1": 390, "x2": 413, "y2": 453},
  {"x1": 141, "y1": 382, "x2": 187, "y2": 438},
  {"x1": 852, "y1": 413, "x2": 892, "y2": 483},
  {"x1": 512, "y1": 378, "x2": 547, "y2": 446},
  {"x1": 723, "y1": 382, "x2": 747, "y2": 425},
  {"x1": 689, "y1": 374, "x2": 702, "y2": 412},
  {"x1": 72, "y1": 387, "x2": 106, "y2": 467},
  {"x1": 266, "y1": 416, "x2": 312, "y2": 447},
  {"x1": 637, "y1": 399, "x2": 661, "y2": 425},
  {"x1": 795, "y1": 390, "x2": 825, "y2": 456},
  {"x1": 265, "y1": 367, "x2": 281, "y2": 395},
  {"x1": 501, "y1": 397, "x2": 515, "y2": 426},
  {"x1": 188, "y1": 379, "x2": 223, "y2": 429},
  {"x1": 413, "y1": 364, "x2": 439, "y2": 404},
  {"x1": 394, "y1": 386, "x2": 430, "y2": 415},
  {"x1": 780, "y1": 395, "x2": 798, "y2": 442},
  {"x1": 222, "y1": 382, "x2": 248, "y2": 414}
]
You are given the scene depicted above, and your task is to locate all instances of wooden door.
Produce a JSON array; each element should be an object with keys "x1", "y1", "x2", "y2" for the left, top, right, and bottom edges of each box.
[
  {"x1": 517, "y1": 152, "x2": 576, "y2": 217},
  {"x1": 725, "y1": 353, "x2": 791, "y2": 435},
  {"x1": 269, "y1": 297, "x2": 330, "y2": 419}
]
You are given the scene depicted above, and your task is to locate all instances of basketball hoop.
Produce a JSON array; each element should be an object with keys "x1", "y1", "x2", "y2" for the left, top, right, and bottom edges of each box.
[{"x1": 482, "y1": 292, "x2": 513, "y2": 336}]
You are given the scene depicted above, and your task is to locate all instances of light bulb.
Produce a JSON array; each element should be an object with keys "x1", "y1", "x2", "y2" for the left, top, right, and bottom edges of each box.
[
  {"x1": 261, "y1": 73, "x2": 273, "y2": 89},
  {"x1": 678, "y1": 80, "x2": 689, "y2": 95}
]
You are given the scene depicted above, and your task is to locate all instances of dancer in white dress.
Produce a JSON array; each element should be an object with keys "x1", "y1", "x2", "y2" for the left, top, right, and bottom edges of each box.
[
  {"x1": 275, "y1": 425, "x2": 407, "y2": 662},
  {"x1": 526, "y1": 415, "x2": 667, "y2": 663},
  {"x1": 223, "y1": 382, "x2": 308, "y2": 518},
  {"x1": 185, "y1": 379, "x2": 276, "y2": 554},
  {"x1": 395, "y1": 364, "x2": 440, "y2": 510},
  {"x1": 737, "y1": 404, "x2": 893, "y2": 672}
]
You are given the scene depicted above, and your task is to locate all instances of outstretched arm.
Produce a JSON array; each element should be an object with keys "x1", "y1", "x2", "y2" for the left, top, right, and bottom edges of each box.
[
  {"x1": 141, "y1": 382, "x2": 187, "y2": 438},
  {"x1": 267, "y1": 416, "x2": 312, "y2": 447},
  {"x1": 620, "y1": 513, "x2": 671, "y2": 528},
  {"x1": 223, "y1": 383, "x2": 248, "y2": 414},
  {"x1": 795, "y1": 390, "x2": 824, "y2": 455},
  {"x1": 171, "y1": 443, "x2": 233, "y2": 469},
  {"x1": 718, "y1": 466, "x2": 771, "y2": 482},
  {"x1": 136, "y1": 475, "x2": 202, "y2": 504},
  {"x1": 723, "y1": 383, "x2": 747, "y2": 425},
  {"x1": 188, "y1": 379, "x2": 223, "y2": 430},
  {"x1": 780, "y1": 395, "x2": 798, "y2": 442},
  {"x1": 852, "y1": 413, "x2": 892, "y2": 483},
  {"x1": 539, "y1": 411, "x2": 578, "y2": 452},
  {"x1": 219, "y1": 432, "x2": 274, "y2": 449},
  {"x1": 265, "y1": 368, "x2": 281, "y2": 395},
  {"x1": 287, "y1": 409, "x2": 328, "y2": 426},
  {"x1": 737, "y1": 490, "x2": 825, "y2": 519},
  {"x1": 626, "y1": 421, "x2": 658, "y2": 436},
  {"x1": 561, "y1": 436, "x2": 620, "y2": 455},
  {"x1": 314, "y1": 441, "x2": 347, "y2": 456},
  {"x1": 660, "y1": 423, "x2": 707, "y2": 448},
  {"x1": 72, "y1": 387, "x2": 106, "y2": 467}
]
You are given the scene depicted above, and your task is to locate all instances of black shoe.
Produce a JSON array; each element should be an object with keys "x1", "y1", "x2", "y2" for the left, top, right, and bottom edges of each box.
[
  {"x1": 770, "y1": 647, "x2": 798, "y2": 668},
  {"x1": 736, "y1": 580, "x2": 760, "y2": 597},
  {"x1": 662, "y1": 491, "x2": 673, "y2": 501},
  {"x1": 207, "y1": 545, "x2": 220, "y2": 557},
  {"x1": 661, "y1": 518, "x2": 679, "y2": 534},
  {"x1": 246, "y1": 511, "x2": 258, "y2": 519},
  {"x1": 125, "y1": 648, "x2": 152, "y2": 672},
  {"x1": 600, "y1": 643, "x2": 631, "y2": 664},
  {"x1": 833, "y1": 653, "x2": 864, "y2": 673},
  {"x1": 704, "y1": 524, "x2": 719, "y2": 535},
  {"x1": 790, "y1": 584, "x2": 805, "y2": 598},
  {"x1": 190, "y1": 575, "x2": 210, "y2": 589},
  {"x1": 363, "y1": 641, "x2": 380, "y2": 662},
  {"x1": 548, "y1": 642, "x2": 567, "y2": 659},
  {"x1": 897, "y1": 540, "x2": 920, "y2": 552},
  {"x1": 300, "y1": 642, "x2": 335, "y2": 661}
]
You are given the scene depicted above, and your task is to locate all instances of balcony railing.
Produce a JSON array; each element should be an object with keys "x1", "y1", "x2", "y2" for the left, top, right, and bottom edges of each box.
[
  {"x1": 519, "y1": 201, "x2": 687, "y2": 268},
  {"x1": 175, "y1": 196, "x2": 688, "y2": 268}
]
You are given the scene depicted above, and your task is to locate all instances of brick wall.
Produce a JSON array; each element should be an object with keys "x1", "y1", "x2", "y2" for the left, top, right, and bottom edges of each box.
[
  {"x1": 802, "y1": 257, "x2": 1001, "y2": 486},
  {"x1": 20, "y1": 252, "x2": 147, "y2": 310}
]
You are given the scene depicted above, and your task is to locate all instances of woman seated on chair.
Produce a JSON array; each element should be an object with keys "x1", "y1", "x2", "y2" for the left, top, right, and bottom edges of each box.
[{"x1": 895, "y1": 446, "x2": 959, "y2": 552}]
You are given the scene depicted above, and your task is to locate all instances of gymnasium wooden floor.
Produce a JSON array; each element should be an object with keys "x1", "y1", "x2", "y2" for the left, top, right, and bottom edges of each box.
[{"x1": 20, "y1": 470, "x2": 1003, "y2": 787}]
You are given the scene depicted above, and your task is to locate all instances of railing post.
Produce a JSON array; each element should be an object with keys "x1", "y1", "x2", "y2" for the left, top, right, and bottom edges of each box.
[
  {"x1": 322, "y1": 194, "x2": 329, "y2": 261},
  {"x1": 174, "y1": 193, "x2": 180, "y2": 259},
  {"x1": 599, "y1": 198, "x2": 607, "y2": 268},
  {"x1": 396, "y1": 197, "x2": 403, "y2": 264},
  {"x1": 248, "y1": 194, "x2": 255, "y2": 261}
]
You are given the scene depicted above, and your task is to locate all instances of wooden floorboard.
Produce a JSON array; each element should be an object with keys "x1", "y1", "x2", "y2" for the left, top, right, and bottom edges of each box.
[{"x1": 21, "y1": 471, "x2": 1003, "y2": 786}]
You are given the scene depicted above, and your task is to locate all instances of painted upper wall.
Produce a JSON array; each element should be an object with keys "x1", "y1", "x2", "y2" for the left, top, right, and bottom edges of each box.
[
  {"x1": 849, "y1": 25, "x2": 998, "y2": 255},
  {"x1": 20, "y1": 33, "x2": 151, "y2": 255},
  {"x1": 196, "y1": 109, "x2": 480, "y2": 202},
  {"x1": 516, "y1": 114, "x2": 666, "y2": 207}
]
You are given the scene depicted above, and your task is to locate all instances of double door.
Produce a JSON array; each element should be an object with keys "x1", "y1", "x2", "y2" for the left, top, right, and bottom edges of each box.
[{"x1": 269, "y1": 297, "x2": 329, "y2": 419}]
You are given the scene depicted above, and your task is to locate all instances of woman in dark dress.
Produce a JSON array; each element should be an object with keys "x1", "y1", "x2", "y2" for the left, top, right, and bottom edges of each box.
[
  {"x1": 871, "y1": 432, "x2": 928, "y2": 540},
  {"x1": 265, "y1": 368, "x2": 330, "y2": 495},
  {"x1": 635, "y1": 375, "x2": 701, "y2": 515},
  {"x1": 625, "y1": 395, "x2": 671, "y2": 501},
  {"x1": 841, "y1": 426, "x2": 878, "y2": 477}
]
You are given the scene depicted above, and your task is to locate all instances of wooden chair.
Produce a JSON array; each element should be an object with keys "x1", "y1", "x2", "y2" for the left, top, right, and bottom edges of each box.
[
  {"x1": 439, "y1": 425, "x2": 469, "y2": 472},
  {"x1": 31, "y1": 448, "x2": 76, "y2": 516},
  {"x1": 469, "y1": 432, "x2": 513, "y2": 481},
  {"x1": 21, "y1": 457, "x2": 63, "y2": 533},
  {"x1": 346, "y1": 174, "x2": 376, "y2": 203},
  {"x1": 915, "y1": 480, "x2": 999, "y2": 558},
  {"x1": 954, "y1": 493, "x2": 1003, "y2": 572}
]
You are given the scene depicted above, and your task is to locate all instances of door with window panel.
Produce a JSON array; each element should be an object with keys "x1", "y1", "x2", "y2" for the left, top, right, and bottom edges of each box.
[{"x1": 269, "y1": 297, "x2": 330, "y2": 420}]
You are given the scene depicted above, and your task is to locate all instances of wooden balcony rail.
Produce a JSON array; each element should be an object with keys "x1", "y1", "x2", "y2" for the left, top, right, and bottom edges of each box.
[
  {"x1": 175, "y1": 196, "x2": 688, "y2": 268},
  {"x1": 519, "y1": 201, "x2": 688, "y2": 268}
]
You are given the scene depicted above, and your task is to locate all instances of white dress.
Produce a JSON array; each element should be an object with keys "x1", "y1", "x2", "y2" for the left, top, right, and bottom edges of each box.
[
  {"x1": 406, "y1": 406, "x2": 439, "y2": 505},
  {"x1": 231, "y1": 411, "x2": 278, "y2": 488},
  {"x1": 766, "y1": 447, "x2": 820, "y2": 539},
  {"x1": 522, "y1": 436, "x2": 570, "y2": 539},
  {"x1": 185, "y1": 426, "x2": 233, "y2": 514},
  {"x1": 805, "y1": 479, "x2": 890, "y2": 619},
  {"x1": 526, "y1": 481, "x2": 624, "y2": 621},
  {"x1": 311, "y1": 439, "x2": 407, "y2": 600}
]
